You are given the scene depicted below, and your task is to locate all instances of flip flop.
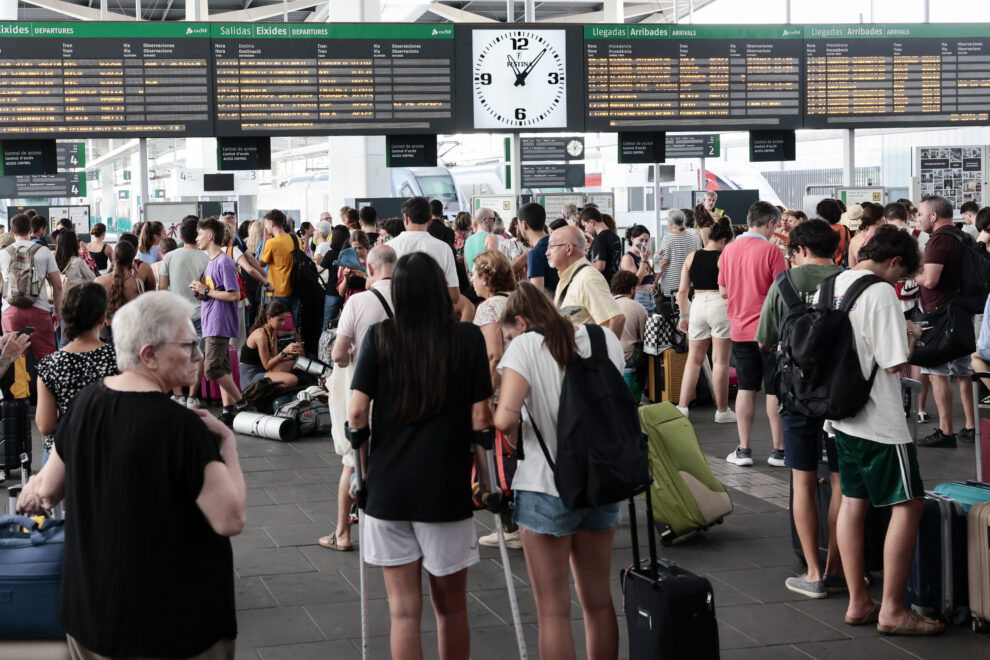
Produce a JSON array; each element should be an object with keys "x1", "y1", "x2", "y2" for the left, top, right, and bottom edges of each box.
[
  {"x1": 877, "y1": 611, "x2": 945, "y2": 636},
  {"x1": 844, "y1": 601, "x2": 881, "y2": 626},
  {"x1": 318, "y1": 535, "x2": 353, "y2": 552}
]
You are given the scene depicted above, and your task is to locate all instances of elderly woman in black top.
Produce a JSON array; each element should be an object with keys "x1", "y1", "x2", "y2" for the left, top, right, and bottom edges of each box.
[{"x1": 18, "y1": 291, "x2": 246, "y2": 659}]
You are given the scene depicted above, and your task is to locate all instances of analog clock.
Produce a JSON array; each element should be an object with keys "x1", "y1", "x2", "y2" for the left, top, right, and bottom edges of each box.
[
  {"x1": 566, "y1": 139, "x2": 584, "y2": 158},
  {"x1": 472, "y1": 29, "x2": 568, "y2": 130}
]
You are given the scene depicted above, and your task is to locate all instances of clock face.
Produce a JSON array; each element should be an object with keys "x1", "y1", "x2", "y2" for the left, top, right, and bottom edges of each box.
[
  {"x1": 566, "y1": 139, "x2": 584, "y2": 157},
  {"x1": 472, "y1": 29, "x2": 568, "y2": 130}
]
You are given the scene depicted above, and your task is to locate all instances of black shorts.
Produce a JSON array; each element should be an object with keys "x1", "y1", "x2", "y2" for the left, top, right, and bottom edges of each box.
[
  {"x1": 781, "y1": 411, "x2": 838, "y2": 472},
  {"x1": 732, "y1": 340, "x2": 778, "y2": 394}
]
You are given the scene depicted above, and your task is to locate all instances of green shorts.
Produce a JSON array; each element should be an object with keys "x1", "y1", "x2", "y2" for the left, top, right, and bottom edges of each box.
[{"x1": 834, "y1": 429, "x2": 925, "y2": 507}]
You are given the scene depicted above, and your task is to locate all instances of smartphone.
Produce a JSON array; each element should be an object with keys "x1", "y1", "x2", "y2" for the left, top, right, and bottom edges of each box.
[{"x1": 17, "y1": 327, "x2": 34, "y2": 337}]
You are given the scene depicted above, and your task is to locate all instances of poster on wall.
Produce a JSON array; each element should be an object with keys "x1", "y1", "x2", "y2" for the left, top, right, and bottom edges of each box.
[{"x1": 917, "y1": 146, "x2": 984, "y2": 211}]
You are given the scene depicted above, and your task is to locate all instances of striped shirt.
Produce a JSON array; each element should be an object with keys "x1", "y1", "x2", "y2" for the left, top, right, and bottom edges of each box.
[{"x1": 659, "y1": 231, "x2": 700, "y2": 294}]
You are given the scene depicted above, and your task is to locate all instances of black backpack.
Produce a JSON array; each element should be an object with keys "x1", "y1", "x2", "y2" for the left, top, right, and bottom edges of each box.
[
  {"x1": 775, "y1": 271, "x2": 885, "y2": 420},
  {"x1": 944, "y1": 231, "x2": 990, "y2": 315},
  {"x1": 529, "y1": 324, "x2": 650, "y2": 509},
  {"x1": 289, "y1": 234, "x2": 325, "y2": 304}
]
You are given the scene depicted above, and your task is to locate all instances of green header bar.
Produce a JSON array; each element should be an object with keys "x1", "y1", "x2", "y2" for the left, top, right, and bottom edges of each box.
[
  {"x1": 0, "y1": 22, "x2": 210, "y2": 38},
  {"x1": 585, "y1": 24, "x2": 803, "y2": 40},
  {"x1": 804, "y1": 23, "x2": 990, "y2": 39},
  {"x1": 211, "y1": 23, "x2": 453, "y2": 40}
]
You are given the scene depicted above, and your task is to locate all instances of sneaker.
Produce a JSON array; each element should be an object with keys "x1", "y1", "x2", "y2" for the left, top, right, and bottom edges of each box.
[
  {"x1": 479, "y1": 528, "x2": 522, "y2": 550},
  {"x1": 220, "y1": 408, "x2": 236, "y2": 426},
  {"x1": 171, "y1": 395, "x2": 186, "y2": 406},
  {"x1": 713, "y1": 409, "x2": 737, "y2": 424},
  {"x1": 917, "y1": 428, "x2": 957, "y2": 448},
  {"x1": 726, "y1": 446, "x2": 753, "y2": 467},
  {"x1": 981, "y1": 394, "x2": 990, "y2": 408},
  {"x1": 675, "y1": 405, "x2": 690, "y2": 418},
  {"x1": 767, "y1": 449, "x2": 787, "y2": 467},
  {"x1": 234, "y1": 398, "x2": 250, "y2": 412},
  {"x1": 958, "y1": 427, "x2": 975, "y2": 444},
  {"x1": 785, "y1": 575, "x2": 827, "y2": 599},
  {"x1": 917, "y1": 411, "x2": 931, "y2": 423},
  {"x1": 185, "y1": 397, "x2": 201, "y2": 409}
]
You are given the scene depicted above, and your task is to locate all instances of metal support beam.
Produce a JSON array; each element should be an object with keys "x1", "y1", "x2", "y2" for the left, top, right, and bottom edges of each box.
[
  {"x1": 211, "y1": 0, "x2": 320, "y2": 22},
  {"x1": 542, "y1": 4, "x2": 658, "y2": 23},
  {"x1": 524, "y1": 0, "x2": 535, "y2": 22},
  {"x1": 138, "y1": 138, "x2": 149, "y2": 220},
  {"x1": 19, "y1": 0, "x2": 134, "y2": 21},
  {"x1": 100, "y1": 0, "x2": 106, "y2": 20},
  {"x1": 674, "y1": 0, "x2": 680, "y2": 22},
  {"x1": 427, "y1": 4, "x2": 497, "y2": 23},
  {"x1": 602, "y1": 0, "x2": 624, "y2": 23},
  {"x1": 843, "y1": 129, "x2": 855, "y2": 187},
  {"x1": 161, "y1": 0, "x2": 173, "y2": 21}
]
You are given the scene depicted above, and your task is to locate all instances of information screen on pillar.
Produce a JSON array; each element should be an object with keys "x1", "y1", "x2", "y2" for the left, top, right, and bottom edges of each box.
[
  {"x1": 212, "y1": 23, "x2": 456, "y2": 136},
  {"x1": 805, "y1": 24, "x2": 990, "y2": 128},
  {"x1": 0, "y1": 22, "x2": 213, "y2": 138},
  {"x1": 584, "y1": 25, "x2": 803, "y2": 132}
]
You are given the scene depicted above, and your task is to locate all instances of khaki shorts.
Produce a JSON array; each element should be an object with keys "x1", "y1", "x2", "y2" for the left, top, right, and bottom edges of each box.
[
  {"x1": 204, "y1": 336, "x2": 232, "y2": 381},
  {"x1": 687, "y1": 291, "x2": 731, "y2": 341}
]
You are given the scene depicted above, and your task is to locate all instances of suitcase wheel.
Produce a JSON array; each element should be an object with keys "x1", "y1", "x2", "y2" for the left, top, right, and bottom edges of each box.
[{"x1": 974, "y1": 618, "x2": 986, "y2": 634}]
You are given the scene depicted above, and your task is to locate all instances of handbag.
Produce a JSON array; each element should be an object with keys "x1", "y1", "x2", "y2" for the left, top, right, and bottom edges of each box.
[
  {"x1": 645, "y1": 301, "x2": 687, "y2": 355},
  {"x1": 909, "y1": 303, "x2": 975, "y2": 368}
]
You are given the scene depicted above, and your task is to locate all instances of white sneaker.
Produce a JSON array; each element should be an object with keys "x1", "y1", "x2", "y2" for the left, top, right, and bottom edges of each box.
[
  {"x1": 675, "y1": 405, "x2": 690, "y2": 418},
  {"x1": 714, "y1": 409, "x2": 737, "y2": 424},
  {"x1": 171, "y1": 395, "x2": 186, "y2": 406},
  {"x1": 185, "y1": 397, "x2": 201, "y2": 409},
  {"x1": 726, "y1": 447, "x2": 754, "y2": 467},
  {"x1": 479, "y1": 528, "x2": 522, "y2": 550}
]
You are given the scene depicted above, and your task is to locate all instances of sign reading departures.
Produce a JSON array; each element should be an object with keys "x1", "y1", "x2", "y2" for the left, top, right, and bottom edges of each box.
[{"x1": 1, "y1": 23, "x2": 990, "y2": 139}]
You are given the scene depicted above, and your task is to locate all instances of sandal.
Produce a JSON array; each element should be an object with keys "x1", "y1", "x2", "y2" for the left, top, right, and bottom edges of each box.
[
  {"x1": 318, "y1": 535, "x2": 353, "y2": 552},
  {"x1": 844, "y1": 601, "x2": 881, "y2": 626},
  {"x1": 877, "y1": 611, "x2": 945, "y2": 636}
]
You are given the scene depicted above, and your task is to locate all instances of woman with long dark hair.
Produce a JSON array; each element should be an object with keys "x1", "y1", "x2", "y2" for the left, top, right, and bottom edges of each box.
[
  {"x1": 348, "y1": 252, "x2": 493, "y2": 660},
  {"x1": 620, "y1": 224, "x2": 656, "y2": 312},
  {"x1": 493, "y1": 282, "x2": 625, "y2": 660},
  {"x1": 239, "y1": 301, "x2": 304, "y2": 389},
  {"x1": 94, "y1": 241, "x2": 144, "y2": 340},
  {"x1": 55, "y1": 229, "x2": 96, "y2": 291}
]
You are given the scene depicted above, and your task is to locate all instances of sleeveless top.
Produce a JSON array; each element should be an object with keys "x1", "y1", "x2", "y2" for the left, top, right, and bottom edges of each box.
[
  {"x1": 689, "y1": 249, "x2": 721, "y2": 291},
  {"x1": 626, "y1": 251, "x2": 654, "y2": 285},
  {"x1": 90, "y1": 248, "x2": 109, "y2": 271},
  {"x1": 240, "y1": 338, "x2": 263, "y2": 367}
]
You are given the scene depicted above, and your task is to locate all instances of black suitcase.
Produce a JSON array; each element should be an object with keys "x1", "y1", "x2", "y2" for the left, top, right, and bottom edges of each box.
[
  {"x1": 621, "y1": 488, "x2": 719, "y2": 660},
  {"x1": 905, "y1": 491, "x2": 969, "y2": 624},
  {"x1": 0, "y1": 400, "x2": 30, "y2": 483}
]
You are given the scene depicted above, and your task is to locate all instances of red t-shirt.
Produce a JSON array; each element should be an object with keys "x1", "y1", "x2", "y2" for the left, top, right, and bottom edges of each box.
[
  {"x1": 920, "y1": 224, "x2": 964, "y2": 313},
  {"x1": 717, "y1": 233, "x2": 788, "y2": 342}
]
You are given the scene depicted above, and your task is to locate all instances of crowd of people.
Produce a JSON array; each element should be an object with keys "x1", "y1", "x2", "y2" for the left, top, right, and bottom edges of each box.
[{"x1": 11, "y1": 187, "x2": 982, "y2": 658}]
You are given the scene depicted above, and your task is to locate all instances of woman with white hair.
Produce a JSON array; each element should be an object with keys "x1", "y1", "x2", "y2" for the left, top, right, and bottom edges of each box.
[
  {"x1": 657, "y1": 208, "x2": 700, "y2": 301},
  {"x1": 17, "y1": 291, "x2": 246, "y2": 660}
]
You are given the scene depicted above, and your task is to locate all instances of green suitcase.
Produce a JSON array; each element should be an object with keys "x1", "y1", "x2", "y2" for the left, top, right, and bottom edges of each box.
[{"x1": 639, "y1": 402, "x2": 733, "y2": 544}]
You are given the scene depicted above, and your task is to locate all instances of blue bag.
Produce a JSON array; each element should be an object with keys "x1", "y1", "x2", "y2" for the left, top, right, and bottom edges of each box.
[
  {"x1": 933, "y1": 481, "x2": 990, "y2": 514},
  {"x1": 0, "y1": 515, "x2": 64, "y2": 639}
]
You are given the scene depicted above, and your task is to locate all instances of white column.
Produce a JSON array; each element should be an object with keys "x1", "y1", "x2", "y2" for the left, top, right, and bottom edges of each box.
[
  {"x1": 523, "y1": 0, "x2": 535, "y2": 22},
  {"x1": 137, "y1": 139, "x2": 149, "y2": 221},
  {"x1": 602, "y1": 0, "x2": 624, "y2": 23},
  {"x1": 843, "y1": 129, "x2": 855, "y2": 187},
  {"x1": 0, "y1": 1, "x2": 17, "y2": 20},
  {"x1": 185, "y1": 0, "x2": 207, "y2": 22}
]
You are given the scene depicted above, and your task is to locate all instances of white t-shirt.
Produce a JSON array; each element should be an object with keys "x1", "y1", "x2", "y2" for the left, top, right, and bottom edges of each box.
[
  {"x1": 497, "y1": 325, "x2": 625, "y2": 497},
  {"x1": 387, "y1": 229, "x2": 458, "y2": 289},
  {"x1": 0, "y1": 240, "x2": 58, "y2": 312},
  {"x1": 315, "y1": 241, "x2": 331, "y2": 260},
  {"x1": 814, "y1": 270, "x2": 912, "y2": 445},
  {"x1": 336, "y1": 279, "x2": 392, "y2": 363}
]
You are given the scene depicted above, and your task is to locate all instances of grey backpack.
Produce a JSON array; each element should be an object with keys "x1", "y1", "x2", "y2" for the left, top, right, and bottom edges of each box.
[
  {"x1": 274, "y1": 398, "x2": 332, "y2": 437},
  {"x1": 3, "y1": 243, "x2": 44, "y2": 308}
]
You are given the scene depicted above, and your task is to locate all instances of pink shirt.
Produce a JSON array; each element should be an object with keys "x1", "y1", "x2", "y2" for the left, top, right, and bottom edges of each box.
[{"x1": 717, "y1": 233, "x2": 787, "y2": 342}]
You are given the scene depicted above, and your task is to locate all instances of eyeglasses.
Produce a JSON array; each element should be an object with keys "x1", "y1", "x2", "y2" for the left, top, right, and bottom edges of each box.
[
  {"x1": 548, "y1": 243, "x2": 571, "y2": 249},
  {"x1": 165, "y1": 340, "x2": 202, "y2": 360}
]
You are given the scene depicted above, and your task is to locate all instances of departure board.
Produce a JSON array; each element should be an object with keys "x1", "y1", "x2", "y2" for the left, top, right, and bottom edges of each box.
[
  {"x1": 805, "y1": 24, "x2": 990, "y2": 128},
  {"x1": 584, "y1": 25, "x2": 803, "y2": 131},
  {"x1": 212, "y1": 23, "x2": 455, "y2": 136},
  {"x1": 0, "y1": 22, "x2": 213, "y2": 138}
]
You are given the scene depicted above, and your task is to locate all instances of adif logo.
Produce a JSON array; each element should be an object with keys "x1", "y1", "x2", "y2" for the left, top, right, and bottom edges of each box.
[
  {"x1": 186, "y1": 27, "x2": 208, "y2": 35},
  {"x1": 431, "y1": 27, "x2": 452, "y2": 36},
  {"x1": 781, "y1": 29, "x2": 800, "y2": 37}
]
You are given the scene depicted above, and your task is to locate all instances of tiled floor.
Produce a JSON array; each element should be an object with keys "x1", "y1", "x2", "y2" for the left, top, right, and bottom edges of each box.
[{"x1": 3, "y1": 393, "x2": 989, "y2": 659}]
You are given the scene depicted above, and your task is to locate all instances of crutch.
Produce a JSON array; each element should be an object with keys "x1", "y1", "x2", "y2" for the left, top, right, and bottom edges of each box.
[
  {"x1": 473, "y1": 431, "x2": 527, "y2": 660},
  {"x1": 348, "y1": 424, "x2": 370, "y2": 660},
  {"x1": 972, "y1": 372, "x2": 989, "y2": 482}
]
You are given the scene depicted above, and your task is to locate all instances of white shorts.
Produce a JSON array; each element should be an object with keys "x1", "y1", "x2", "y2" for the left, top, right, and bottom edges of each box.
[
  {"x1": 362, "y1": 515, "x2": 480, "y2": 577},
  {"x1": 688, "y1": 291, "x2": 731, "y2": 341}
]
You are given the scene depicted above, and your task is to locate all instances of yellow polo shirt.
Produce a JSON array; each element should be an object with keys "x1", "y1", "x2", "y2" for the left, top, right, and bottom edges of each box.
[
  {"x1": 260, "y1": 233, "x2": 295, "y2": 297},
  {"x1": 554, "y1": 257, "x2": 622, "y2": 326}
]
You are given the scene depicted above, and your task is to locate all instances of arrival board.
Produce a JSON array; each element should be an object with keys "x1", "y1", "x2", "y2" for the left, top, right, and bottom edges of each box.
[
  {"x1": 805, "y1": 24, "x2": 990, "y2": 128},
  {"x1": 584, "y1": 25, "x2": 803, "y2": 131},
  {"x1": 212, "y1": 23, "x2": 456, "y2": 136},
  {"x1": 0, "y1": 22, "x2": 213, "y2": 138}
]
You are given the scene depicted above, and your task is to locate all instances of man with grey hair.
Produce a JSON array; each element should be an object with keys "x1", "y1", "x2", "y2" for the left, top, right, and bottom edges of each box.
[
  {"x1": 322, "y1": 244, "x2": 396, "y2": 552},
  {"x1": 704, "y1": 190, "x2": 724, "y2": 218},
  {"x1": 549, "y1": 225, "x2": 625, "y2": 337},
  {"x1": 465, "y1": 207, "x2": 501, "y2": 273},
  {"x1": 719, "y1": 201, "x2": 788, "y2": 467}
]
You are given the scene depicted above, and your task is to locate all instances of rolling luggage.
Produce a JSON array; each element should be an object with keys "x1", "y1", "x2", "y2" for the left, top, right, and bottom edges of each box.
[
  {"x1": 971, "y1": 372, "x2": 990, "y2": 482},
  {"x1": 932, "y1": 481, "x2": 990, "y2": 514},
  {"x1": 200, "y1": 344, "x2": 241, "y2": 403},
  {"x1": 905, "y1": 491, "x2": 969, "y2": 624},
  {"x1": 621, "y1": 487, "x2": 718, "y2": 660},
  {"x1": 645, "y1": 349, "x2": 693, "y2": 405},
  {"x1": 638, "y1": 403, "x2": 732, "y2": 544},
  {"x1": 0, "y1": 400, "x2": 30, "y2": 483},
  {"x1": 969, "y1": 501, "x2": 990, "y2": 632}
]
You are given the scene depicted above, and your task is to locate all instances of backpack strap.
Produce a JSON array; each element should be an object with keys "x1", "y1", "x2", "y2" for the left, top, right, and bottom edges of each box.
[
  {"x1": 555, "y1": 263, "x2": 589, "y2": 308},
  {"x1": 584, "y1": 323, "x2": 606, "y2": 360},
  {"x1": 817, "y1": 273, "x2": 837, "y2": 310},
  {"x1": 837, "y1": 273, "x2": 886, "y2": 313},
  {"x1": 370, "y1": 287, "x2": 393, "y2": 319},
  {"x1": 774, "y1": 271, "x2": 804, "y2": 310}
]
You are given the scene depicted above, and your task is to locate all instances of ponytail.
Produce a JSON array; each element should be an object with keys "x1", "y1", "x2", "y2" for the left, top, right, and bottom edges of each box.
[
  {"x1": 501, "y1": 282, "x2": 576, "y2": 369},
  {"x1": 107, "y1": 241, "x2": 136, "y2": 319}
]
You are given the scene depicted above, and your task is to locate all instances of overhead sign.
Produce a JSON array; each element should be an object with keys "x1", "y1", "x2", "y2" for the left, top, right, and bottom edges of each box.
[
  {"x1": 666, "y1": 134, "x2": 720, "y2": 159},
  {"x1": 749, "y1": 130, "x2": 796, "y2": 162},
  {"x1": 217, "y1": 136, "x2": 272, "y2": 171},
  {"x1": 520, "y1": 137, "x2": 585, "y2": 161},
  {"x1": 176, "y1": 168, "x2": 259, "y2": 197},
  {"x1": 0, "y1": 172, "x2": 86, "y2": 198},
  {"x1": 386, "y1": 134, "x2": 438, "y2": 167},
  {"x1": 56, "y1": 142, "x2": 85, "y2": 170},
  {"x1": 520, "y1": 163, "x2": 585, "y2": 189},
  {"x1": 0, "y1": 140, "x2": 57, "y2": 175},
  {"x1": 618, "y1": 132, "x2": 665, "y2": 164}
]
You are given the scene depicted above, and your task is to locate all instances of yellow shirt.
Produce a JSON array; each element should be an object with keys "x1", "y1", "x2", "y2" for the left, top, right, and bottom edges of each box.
[
  {"x1": 260, "y1": 233, "x2": 295, "y2": 297},
  {"x1": 554, "y1": 257, "x2": 622, "y2": 326}
]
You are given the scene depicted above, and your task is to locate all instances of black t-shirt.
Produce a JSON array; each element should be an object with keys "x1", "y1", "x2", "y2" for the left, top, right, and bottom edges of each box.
[
  {"x1": 428, "y1": 219, "x2": 457, "y2": 256},
  {"x1": 589, "y1": 229, "x2": 623, "y2": 285},
  {"x1": 351, "y1": 322, "x2": 493, "y2": 522},
  {"x1": 365, "y1": 231, "x2": 380, "y2": 246},
  {"x1": 320, "y1": 247, "x2": 342, "y2": 298},
  {"x1": 55, "y1": 383, "x2": 236, "y2": 657}
]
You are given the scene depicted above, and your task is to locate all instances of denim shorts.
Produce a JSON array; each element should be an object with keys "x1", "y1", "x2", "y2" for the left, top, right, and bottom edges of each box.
[{"x1": 513, "y1": 490, "x2": 622, "y2": 537}]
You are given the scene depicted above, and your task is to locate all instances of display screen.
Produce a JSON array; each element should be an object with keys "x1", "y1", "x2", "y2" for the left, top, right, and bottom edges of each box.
[
  {"x1": 805, "y1": 24, "x2": 990, "y2": 128},
  {"x1": 584, "y1": 25, "x2": 803, "y2": 131},
  {"x1": 212, "y1": 23, "x2": 456, "y2": 136},
  {"x1": 0, "y1": 22, "x2": 213, "y2": 138}
]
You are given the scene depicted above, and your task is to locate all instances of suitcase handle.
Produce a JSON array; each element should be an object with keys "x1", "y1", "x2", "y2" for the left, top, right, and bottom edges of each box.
[
  {"x1": 628, "y1": 475, "x2": 660, "y2": 581},
  {"x1": 0, "y1": 514, "x2": 49, "y2": 545}
]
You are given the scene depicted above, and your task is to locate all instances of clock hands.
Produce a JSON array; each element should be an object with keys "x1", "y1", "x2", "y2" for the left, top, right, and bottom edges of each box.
[{"x1": 508, "y1": 48, "x2": 548, "y2": 87}]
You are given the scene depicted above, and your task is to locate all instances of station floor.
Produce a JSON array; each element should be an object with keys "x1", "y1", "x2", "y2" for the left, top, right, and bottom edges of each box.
[{"x1": 4, "y1": 393, "x2": 990, "y2": 660}]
